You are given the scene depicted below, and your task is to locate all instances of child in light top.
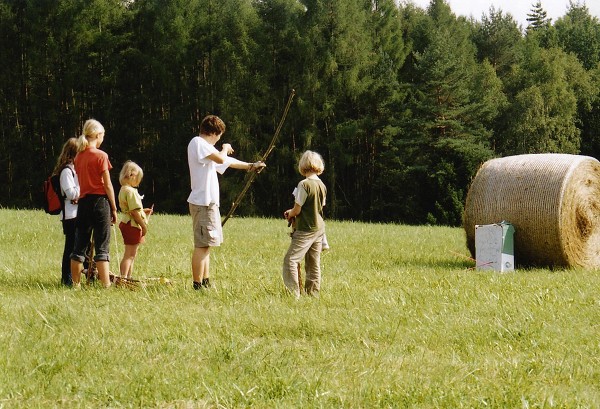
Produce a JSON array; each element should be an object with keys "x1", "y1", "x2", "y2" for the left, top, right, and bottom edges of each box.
[
  {"x1": 282, "y1": 150, "x2": 327, "y2": 298},
  {"x1": 53, "y1": 137, "x2": 80, "y2": 286},
  {"x1": 118, "y1": 160, "x2": 153, "y2": 279}
]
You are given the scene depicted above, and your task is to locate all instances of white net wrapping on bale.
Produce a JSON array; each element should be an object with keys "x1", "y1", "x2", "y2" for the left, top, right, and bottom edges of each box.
[{"x1": 464, "y1": 154, "x2": 600, "y2": 269}]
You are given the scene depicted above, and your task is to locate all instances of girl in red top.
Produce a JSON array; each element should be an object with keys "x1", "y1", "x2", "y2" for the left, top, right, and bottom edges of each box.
[{"x1": 70, "y1": 119, "x2": 118, "y2": 288}]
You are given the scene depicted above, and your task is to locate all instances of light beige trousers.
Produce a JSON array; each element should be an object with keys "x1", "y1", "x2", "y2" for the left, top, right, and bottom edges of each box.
[{"x1": 282, "y1": 228, "x2": 325, "y2": 298}]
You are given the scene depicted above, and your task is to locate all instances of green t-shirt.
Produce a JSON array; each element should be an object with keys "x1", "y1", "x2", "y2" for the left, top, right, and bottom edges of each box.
[{"x1": 294, "y1": 177, "x2": 327, "y2": 232}]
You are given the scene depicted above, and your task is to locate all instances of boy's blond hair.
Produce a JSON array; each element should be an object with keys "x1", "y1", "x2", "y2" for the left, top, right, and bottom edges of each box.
[
  {"x1": 119, "y1": 160, "x2": 144, "y2": 186},
  {"x1": 298, "y1": 150, "x2": 324, "y2": 176}
]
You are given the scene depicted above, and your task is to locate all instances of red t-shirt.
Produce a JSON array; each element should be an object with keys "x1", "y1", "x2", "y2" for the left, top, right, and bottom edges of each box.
[{"x1": 75, "y1": 147, "x2": 112, "y2": 198}]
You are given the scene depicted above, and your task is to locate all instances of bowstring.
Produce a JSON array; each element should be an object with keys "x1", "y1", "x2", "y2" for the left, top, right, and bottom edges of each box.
[{"x1": 221, "y1": 89, "x2": 296, "y2": 226}]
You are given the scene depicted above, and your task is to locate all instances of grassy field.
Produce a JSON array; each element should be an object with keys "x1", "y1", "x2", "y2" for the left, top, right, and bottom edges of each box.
[{"x1": 0, "y1": 208, "x2": 599, "y2": 408}]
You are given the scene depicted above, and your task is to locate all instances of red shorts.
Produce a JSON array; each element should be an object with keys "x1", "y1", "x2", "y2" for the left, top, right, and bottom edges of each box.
[{"x1": 119, "y1": 221, "x2": 145, "y2": 245}]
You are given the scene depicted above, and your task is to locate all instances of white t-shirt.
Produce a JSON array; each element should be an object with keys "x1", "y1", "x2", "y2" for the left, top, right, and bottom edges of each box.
[
  {"x1": 187, "y1": 136, "x2": 232, "y2": 206},
  {"x1": 60, "y1": 164, "x2": 80, "y2": 221}
]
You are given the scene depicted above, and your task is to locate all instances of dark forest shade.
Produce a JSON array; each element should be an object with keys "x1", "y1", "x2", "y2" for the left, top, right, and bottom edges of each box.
[{"x1": 1, "y1": 0, "x2": 599, "y2": 226}]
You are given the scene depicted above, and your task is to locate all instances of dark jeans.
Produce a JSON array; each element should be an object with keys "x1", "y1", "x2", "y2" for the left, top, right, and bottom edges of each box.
[
  {"x1": 70, "y1": 195, "x2": 111, "y2": 263},
  {"x1": 61, "y1": 218, "x2": 76, "y2": 286}
]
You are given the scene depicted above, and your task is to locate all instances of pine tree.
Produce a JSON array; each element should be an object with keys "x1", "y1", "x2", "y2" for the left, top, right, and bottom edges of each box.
[
  {"x1": 395, "y1": 0, "x2": 499, "y2": 225},
  {"x1": 298, "y1": 0, "x2": 375, "y2": 218},
  {"x1": 472, "y1": 7, "x2": 523, "y2": 79},
  {"x1": 526, "y1": 1, "x2": 550, "y2": 32}
]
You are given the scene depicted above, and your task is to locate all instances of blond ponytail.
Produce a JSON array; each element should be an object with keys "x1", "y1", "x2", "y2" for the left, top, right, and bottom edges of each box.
[
  {"x1": 78, "y1": 119, "x2": 105, "y2": 151},
  {"x1": 77, "y1": 134, "x2": 89, "y2": 152}
]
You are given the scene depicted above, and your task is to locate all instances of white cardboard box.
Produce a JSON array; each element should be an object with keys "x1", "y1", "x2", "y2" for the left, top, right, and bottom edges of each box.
[{"x1": 475, "y1": 222, "x2": 515, "y2": 272}]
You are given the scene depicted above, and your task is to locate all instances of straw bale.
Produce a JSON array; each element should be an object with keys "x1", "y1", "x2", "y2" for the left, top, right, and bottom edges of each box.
[{"x1": 464, "y1": 154, "x2": 600, "y2": 268}]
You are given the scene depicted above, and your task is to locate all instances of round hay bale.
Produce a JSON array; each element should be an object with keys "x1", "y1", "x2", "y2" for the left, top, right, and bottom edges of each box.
[{"x1": 464, "y1": 154, "x2": 600, "y2": 268}]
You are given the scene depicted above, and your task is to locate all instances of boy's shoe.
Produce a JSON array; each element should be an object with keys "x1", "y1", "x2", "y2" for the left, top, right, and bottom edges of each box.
[
  {"x1": 193, "y1": 279, "x2": 214, "y2": 290},
  {"x1": 322, "y1": 235, "x2": 330, "y2": 251},
  {"x1": 307, "y1": 290, "x2": 320, "y2": 299}
]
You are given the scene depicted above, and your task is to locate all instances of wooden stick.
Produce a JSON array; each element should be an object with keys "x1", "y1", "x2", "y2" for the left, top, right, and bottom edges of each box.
[{"x1": 222, "y1": 89, "x2": 296, "y2": 226}]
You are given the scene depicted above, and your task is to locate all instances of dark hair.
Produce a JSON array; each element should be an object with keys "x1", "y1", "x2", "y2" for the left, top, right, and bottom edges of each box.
[
  {"x1": 200, "y1": 115, "x2": 226, "y2": 136},
  {"x1": 52, "y1": 138, "x2": 79, "y2": 176}
]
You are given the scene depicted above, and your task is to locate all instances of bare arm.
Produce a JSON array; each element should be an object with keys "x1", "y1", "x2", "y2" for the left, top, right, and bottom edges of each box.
[
  {"x1": 206, "y1": 143, "x2": 234, "y2": 164},
  {"x1": 206, "y1": 143, "x2": 266, "y2": 172},
  {"x1": 130, "y1": 209, "x2": 148, "y2": 236},
  {"x1": 284, "y1": 203, "x2": 302, "y2": 220},
  {"x1": 229, "y1": 160, "x2": 266, "y2": 171},
  {"x1": 102, "y1": 169, "x2": 118, "y2": 225}
]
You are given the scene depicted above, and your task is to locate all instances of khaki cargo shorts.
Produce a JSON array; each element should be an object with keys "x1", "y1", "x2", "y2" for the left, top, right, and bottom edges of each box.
[{"x1": 190, "y1": 203, "x2": 223, "y2": 247}]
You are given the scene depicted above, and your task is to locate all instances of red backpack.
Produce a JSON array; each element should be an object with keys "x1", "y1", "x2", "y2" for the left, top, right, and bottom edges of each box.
[{"x1": 43, "y1": 167, "x2": 73, "y2": 215}]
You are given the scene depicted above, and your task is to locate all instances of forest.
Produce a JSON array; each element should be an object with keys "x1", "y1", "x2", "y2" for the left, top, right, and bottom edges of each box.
[{"x1": 1, "y1": 0, "x2": 599, "y2": 226}]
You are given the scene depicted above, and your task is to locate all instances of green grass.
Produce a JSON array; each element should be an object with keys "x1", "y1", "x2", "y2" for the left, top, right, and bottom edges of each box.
[{"x1": 1, "y1": 208, "x2": 599, "y2": 408}]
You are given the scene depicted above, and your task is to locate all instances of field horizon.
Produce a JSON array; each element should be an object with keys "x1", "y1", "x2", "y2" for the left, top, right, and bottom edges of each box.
[{"x1": 0, "y1": 208, "x2": 598, "y2": 408}]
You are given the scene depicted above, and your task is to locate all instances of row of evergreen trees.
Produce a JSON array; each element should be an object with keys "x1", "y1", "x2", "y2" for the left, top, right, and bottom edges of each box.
[{"x1": 1, "y1": 0, "x2": 600, "y2": 225}]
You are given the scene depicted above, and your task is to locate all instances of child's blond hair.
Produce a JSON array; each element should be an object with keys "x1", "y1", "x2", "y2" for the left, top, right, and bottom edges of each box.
[
  {"x1": 77, "y1": 119, "x2": 105, "y2": 151},
  {"x1": 298, "y1": 150, "x2": 324, "y2": 176},
  {"x1": 119, "y1": 160, "x2": 144, "y2": 186}
]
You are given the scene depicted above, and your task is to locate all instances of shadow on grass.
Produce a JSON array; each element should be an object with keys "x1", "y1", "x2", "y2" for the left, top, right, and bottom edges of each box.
[
  {"x1": 387, "y1": 251, "x2": 475, "y2": 270},
  {"x1": 0, "y1": 276, "x2": 80, "y2": 291},
  {"x1": 401, "y1": 257, "x2": 474, "y2": 270},
  {"x1": 399, "y1": 253, "x2": 573, "y2": 273}
]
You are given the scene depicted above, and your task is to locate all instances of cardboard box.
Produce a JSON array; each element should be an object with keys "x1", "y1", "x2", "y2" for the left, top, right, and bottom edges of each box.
[{"x1": 475, "y1": 222, "x2": 515, "y2": 272}]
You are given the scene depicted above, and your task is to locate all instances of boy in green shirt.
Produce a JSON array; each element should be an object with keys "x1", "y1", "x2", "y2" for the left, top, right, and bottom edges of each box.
[{"x1": 283, "y1": 151, "x2": 327, "y2": 298}]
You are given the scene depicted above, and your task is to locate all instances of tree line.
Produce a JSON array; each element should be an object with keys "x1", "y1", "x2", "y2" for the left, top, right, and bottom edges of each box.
[{"x1": 1, "y1": 0, "x2": 599, "y2": 226}]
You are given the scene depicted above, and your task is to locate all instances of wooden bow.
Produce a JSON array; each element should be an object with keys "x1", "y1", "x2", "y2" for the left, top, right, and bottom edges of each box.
[{"x1": 222, "y1": 89, "x2": 296, "y2": 226}]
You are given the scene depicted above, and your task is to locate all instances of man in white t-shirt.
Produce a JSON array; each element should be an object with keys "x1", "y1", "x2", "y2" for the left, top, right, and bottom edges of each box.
[{"x1": 187, "y1": 115, "x2": 265, "y2": 290}]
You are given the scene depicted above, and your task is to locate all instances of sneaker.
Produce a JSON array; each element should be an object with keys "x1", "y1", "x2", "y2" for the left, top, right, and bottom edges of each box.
[
  {"x1": 322, "y1": 234, "x2": 330, "y2": 251},
  {"x1": 307, "y1": 290, "x2": 320, "y2": 299}
]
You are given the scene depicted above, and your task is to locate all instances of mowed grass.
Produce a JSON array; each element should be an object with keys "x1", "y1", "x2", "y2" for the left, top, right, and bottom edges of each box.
[{"x1": 0, "y1": 208, "x2": 599, "y2": 408}]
